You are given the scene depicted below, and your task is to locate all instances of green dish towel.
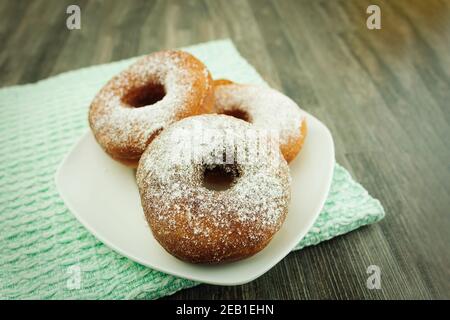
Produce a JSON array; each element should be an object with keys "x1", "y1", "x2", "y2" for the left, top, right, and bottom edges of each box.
[{"x1": 0, "y1": 40, "x2": 384, "y2": 299}]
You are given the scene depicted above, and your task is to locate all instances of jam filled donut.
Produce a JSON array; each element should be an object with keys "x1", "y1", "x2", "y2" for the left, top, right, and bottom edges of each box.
[
  {"x1": 136, "y1": 114, "x2": 291, "y2": 264},
  {"x1": 89, "y1": 50, "x2": 214, "y2": 167},
  {"x1": 213, "y1": 81, "x2": 307, "y2": 163}
]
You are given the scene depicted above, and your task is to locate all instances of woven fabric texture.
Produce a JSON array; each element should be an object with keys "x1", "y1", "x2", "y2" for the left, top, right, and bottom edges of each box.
[{"x1": 0, "y1": 40, "x2": 384, "y2": 299}]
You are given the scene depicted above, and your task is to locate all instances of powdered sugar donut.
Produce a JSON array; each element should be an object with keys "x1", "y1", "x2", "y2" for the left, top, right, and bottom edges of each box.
[
  {"x1": 214, "y1": 82, "x2": 307, "y2": 163},
  {"x1": 89, "y1": 50, "x2": 214, "y2": 167},
  {"x1": 136, "y1": 114, "x2": 291, "y2": 264}
]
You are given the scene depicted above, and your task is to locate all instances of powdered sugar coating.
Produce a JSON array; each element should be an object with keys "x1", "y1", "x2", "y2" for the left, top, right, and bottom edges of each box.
[
  {"x1": 136, "y1": 115, "x2": 291, "y2": 263},
  {"x1": 89, "y1": 50, "x2": 213, "y2": 165},
  {"x1": 214, "y1": 84, "x2": 306, "y2": 161}
]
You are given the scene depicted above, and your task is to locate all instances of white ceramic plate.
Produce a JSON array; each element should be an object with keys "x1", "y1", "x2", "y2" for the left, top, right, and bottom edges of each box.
[{"x1": 55, "y1": 112, "x2": 334, "y2": 285}]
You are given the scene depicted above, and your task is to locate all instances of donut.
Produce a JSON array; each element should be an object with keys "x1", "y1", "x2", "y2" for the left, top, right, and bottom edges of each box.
[
  {"x1": 136, "y1": 114, "x2": 291, "y2": 264},
  {"x1": 89, "y1": 50, "x2": 214, "y2": 167},
  {"x1": 213, "y1": 82, "x2": 307, "y2": 163}
]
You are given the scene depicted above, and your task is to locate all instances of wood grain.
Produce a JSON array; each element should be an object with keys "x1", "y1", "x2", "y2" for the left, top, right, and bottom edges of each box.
[{"x1": 1, "y1": 0, "x2": 449, "y2": 299}]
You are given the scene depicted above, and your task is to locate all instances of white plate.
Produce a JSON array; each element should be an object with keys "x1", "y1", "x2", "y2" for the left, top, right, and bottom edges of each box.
[{"x1": 55, "y1": 112, "x2": 334, "y2": 285}]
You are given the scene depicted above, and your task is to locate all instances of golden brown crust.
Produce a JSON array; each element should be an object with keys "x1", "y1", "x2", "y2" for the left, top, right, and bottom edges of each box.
[
  {"x1": 195, "y1": 71, "x2": 215, "y2": 116},
  {"x1": 148, "y1": 212, "x2": 277, "y2": 264},
  {"x1": 213, "y1": 78, "x2": 234, "y2": 87},
  {"x1": 281, "y1": 118, "x2": 308, "y2": 163},
  {"x1": 89, "y1": 50, "x2": 214, "y2": 168}
]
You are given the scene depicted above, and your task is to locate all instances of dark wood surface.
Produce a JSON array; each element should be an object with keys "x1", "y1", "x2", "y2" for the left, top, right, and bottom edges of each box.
[{"x1": 1, "y1": 0, "x2": 449, "y2": 299}]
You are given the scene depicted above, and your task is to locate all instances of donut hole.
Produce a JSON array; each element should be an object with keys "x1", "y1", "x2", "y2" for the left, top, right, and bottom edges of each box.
[
  {"x1": 202, "y1": 164, "x2": 241, "y2": 191},
  {"x1": 222, "y1": 109, "x2": 251, "y2": 123},
  {"x1": 122, "y1": 82, "x2": 166, "y2": 108}
]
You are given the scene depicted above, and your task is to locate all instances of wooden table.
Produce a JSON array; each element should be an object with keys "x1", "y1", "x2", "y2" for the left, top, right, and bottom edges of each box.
[{"x1": 2, "y1": 0, "x2": 449, "y2": 299}]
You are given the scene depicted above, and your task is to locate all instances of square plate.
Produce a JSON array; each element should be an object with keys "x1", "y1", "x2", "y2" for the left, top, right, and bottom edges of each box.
[{"x1": 55, "y1": 110, "x2": 334, "y2": 285}]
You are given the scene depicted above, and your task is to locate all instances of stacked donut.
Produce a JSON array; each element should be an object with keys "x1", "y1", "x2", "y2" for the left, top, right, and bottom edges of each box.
[{"x1": 89, "y1": 50, "x2": 307, "y2": 264}]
